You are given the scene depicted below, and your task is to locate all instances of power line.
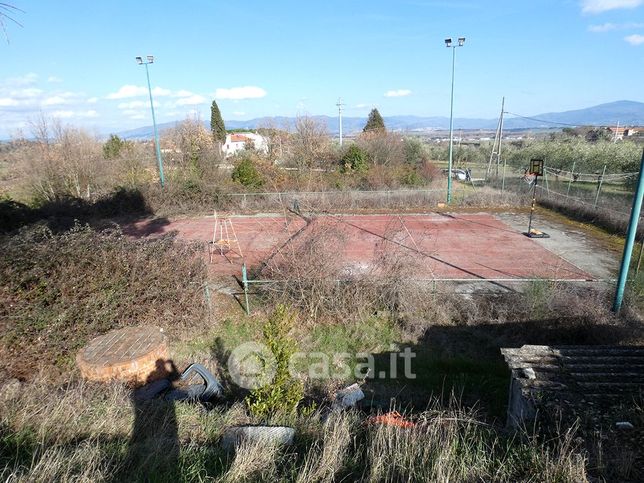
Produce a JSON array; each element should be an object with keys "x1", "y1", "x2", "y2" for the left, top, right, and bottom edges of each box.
[{"x1": 504, "y1": 111, "x2": 584, "y2": 127}]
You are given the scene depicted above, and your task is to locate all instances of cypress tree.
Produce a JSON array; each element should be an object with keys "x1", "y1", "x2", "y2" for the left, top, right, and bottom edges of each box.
[
  {"x1": 210, "y1": 100, "x2": 226, "y2": 144},
  {"x1": 363, "y1": 108, "x2": 386, "y2": 133}
]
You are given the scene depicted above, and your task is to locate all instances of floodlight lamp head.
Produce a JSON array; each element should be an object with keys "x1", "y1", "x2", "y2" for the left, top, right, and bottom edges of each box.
[
  {"x1": 147, "y1": 55, "x2": 154, "y2": 63},
  {"x1": 135, "y1": 56, "x2": 143, "y2": 65},
  {"x1": 458, "y1": 37, "x2": 465, "y2": 46},
  {"x1": 445, "y1": 38, "x2": 452, "y2": 47}
]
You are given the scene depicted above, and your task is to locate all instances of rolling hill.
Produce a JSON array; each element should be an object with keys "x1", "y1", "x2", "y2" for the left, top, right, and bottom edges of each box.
[{"x1": 117, "y1": 100, "x2": 644, "y2": 139}]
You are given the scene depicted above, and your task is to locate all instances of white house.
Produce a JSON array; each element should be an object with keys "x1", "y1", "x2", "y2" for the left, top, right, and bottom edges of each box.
[{"x1": 222, "y1": 132, "x2": 268, "y2": 157}]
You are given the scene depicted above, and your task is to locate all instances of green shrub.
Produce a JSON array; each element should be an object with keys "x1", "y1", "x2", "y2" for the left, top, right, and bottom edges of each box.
[
  {"x1": 403, "y1": 138, "x2": 427, "y2": 166},
  {"x1": 102, "y1": 134, "x2": 128, "y2": 159},
  {"x1": 231, "y1": 157, "x2": 263, "y2": 188},
  {"x1": 246, "y1": 305, "x2": 303, "y2": 419},
  {"x1": 340, "y1": 144, "x2": 368, "y2": 173},
  {"x1": 400, "y1": 168, "x2": 424, "y2": 187}
]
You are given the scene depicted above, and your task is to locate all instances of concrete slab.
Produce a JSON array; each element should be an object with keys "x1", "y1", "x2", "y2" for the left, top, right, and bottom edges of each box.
[{"x1": 496, "y1": 212, "x2": 619, "y2": 281}]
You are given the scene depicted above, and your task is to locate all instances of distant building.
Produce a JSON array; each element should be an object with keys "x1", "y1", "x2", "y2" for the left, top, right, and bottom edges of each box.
[
  {"x1": 608, "y1": 126, "x2": 625, "y2": 140},
  {"x1": 608, "y1": 126, "x2": 643, "y2": 140},
  {"x1": 222, "y1": 132, "x2": 268, "y2": 157}
]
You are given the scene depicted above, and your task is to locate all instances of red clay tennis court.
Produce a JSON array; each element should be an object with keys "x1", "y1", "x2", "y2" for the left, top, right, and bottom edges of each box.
[{"x1": 127, "y1": 213, "x2": 591, "y2": 281}]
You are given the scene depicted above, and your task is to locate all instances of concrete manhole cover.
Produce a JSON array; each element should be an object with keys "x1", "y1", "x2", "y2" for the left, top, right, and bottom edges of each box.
[{"x1": 77, "y1": 326, "x2": 168, "y2": 384}]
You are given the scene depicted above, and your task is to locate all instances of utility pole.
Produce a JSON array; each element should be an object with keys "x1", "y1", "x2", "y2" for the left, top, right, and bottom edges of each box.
[
  {"x1": 486, "y1": 97, "x2": 505, "y2": 181},
  {"x1": 613, "y1": 149, "x2": 644, "y2": 312},
  {"x1": 613, "y1": 120, "x2": 620, "y2": 143},
  {"x1": 445, "y1": 36, "x2": 466, "y2": 204},
  {"x1": 136, "y1": 55, "x2": 165, "y2": 187},
  {"x1": 336, "y1": 98, "x2": 345, "y2": 147}
]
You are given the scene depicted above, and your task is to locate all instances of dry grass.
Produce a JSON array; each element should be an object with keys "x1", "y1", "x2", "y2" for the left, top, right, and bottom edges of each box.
[{"x1": 0, "y1": 377, "x2": 591, "y2": 482}]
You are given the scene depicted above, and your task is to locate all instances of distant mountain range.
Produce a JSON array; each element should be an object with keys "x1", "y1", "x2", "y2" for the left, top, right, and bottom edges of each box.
[{"x1": 117, "y1": 100, "x2": 644, "y2": 139}]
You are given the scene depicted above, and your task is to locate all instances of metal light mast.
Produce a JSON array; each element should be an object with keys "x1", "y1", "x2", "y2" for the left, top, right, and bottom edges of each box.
[{"x1": 336, "y1": 98, "x2": 345, "y2": 146}]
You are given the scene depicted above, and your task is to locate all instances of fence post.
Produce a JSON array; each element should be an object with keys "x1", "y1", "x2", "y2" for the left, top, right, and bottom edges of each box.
[
  {"x1": 544, "y1": 165, "x2": 550, "y2": 196},
  {"x1": 594, "y1": 164, "x2": 607, "y2": 209},
  {"x1": 612, "y1": 149, "x2": 644, "y2": 312},
  {"x1": 242, "y1": 263, "x2": 250, "y2": 315},
  {"x1": 567, "y1": 161, "x2": 576, "y2": 197}
]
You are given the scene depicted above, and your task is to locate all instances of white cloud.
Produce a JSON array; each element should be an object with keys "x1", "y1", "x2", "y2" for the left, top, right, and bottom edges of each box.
[
  {"x1": 152, "y1": 87, "x2": 171, "y2": 97},
  {"x1": 107, "y1": 85, "x2": 173, "y2": 99},
  {"x1": 86, "y1": 97, "x2": 99, "y2": 104},
  {"x1": 51, "y1": 110, "x2": 75, "y2": 119},
  {"x1": 175, "y1": 94, "x2": 206, "y2": 106},
  {"x1": 42, "y1": 96, "x2": 68, "y2": 106},
  {"x1": 589, "y1": 22, "x2": 618, "y2": 31},
  {"x1": 122, "y1": 109, "x2": 143, "y2": 116},
  {"x1": 4, "y1": 73, "x2": 38, "y2": 87},
  {"x1": 47, "y1": 76, "x2": 63, "y2": 83},
  {"x1": 588, "y1": 21, "x2": 644, "y2": 31},
  {"x1": 0, "y1": 98, "x2": 19, "y2": 107},
  {"x1": 625, "y1": 33, "x2": 644, "y2": 44},
  {"x1": 173, "y1": 89, "x2": 194, "y2": 98},
  {"x1": 581, "y1": 0, "x2": 644, "y2": 13},
  {"x1": 49, "y1": 109, "x2": 99, "y2": 119},
  {"x1": 129, "y1": 113, "x2": 146, "y2": 120},
  {"x1": 107, "y1": 85, "x2": 148, "y2": 99},
  {"x1": 214, "y1": 86, "x2": 267, "y2": 100},
  {"x1": 354, "y1": 103, "x2": 370, "y2": 108},
  {"x1": 10, "y1": 88, "x2": 43, "y2": 99},
  {"x1": 118, "y1": 100, "x2": 146, "y2": 109},
  {"x1": 384, "y1": 89, "x2": 412, "y2": 97}
]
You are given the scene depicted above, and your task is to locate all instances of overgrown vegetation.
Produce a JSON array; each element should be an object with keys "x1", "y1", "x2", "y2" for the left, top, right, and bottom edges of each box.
[
  {"x1": 0, "y1": 225, "x2": 208, "y2": 380},
  {"x1": 1, "y1": 113, "x2": 643, "y2": 481}
]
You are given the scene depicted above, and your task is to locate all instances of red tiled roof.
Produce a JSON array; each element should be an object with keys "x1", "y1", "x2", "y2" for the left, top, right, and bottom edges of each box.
[{"x1": 230, "y1": 134, "x2": 251, "y2": 142}]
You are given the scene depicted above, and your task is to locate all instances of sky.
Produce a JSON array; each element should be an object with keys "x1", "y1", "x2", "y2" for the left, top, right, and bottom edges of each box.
[{"x1": 0, "y1": 0, "x2": 643, "y2": 137}]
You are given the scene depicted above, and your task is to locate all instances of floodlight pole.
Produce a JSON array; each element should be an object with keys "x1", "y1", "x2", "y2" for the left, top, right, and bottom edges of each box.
[
  {"x1": 336, "y1": 98, "x2": 344, "y2": 147},
  {"x1": 137, "y1": 56, "x2": 165, "y2": 187},
  {"x1": 612, "y1": 149, "x2": 644, "y2": 312},
  {"x1": 446, "y1": 37, "x2": 464, "y2": 204}
]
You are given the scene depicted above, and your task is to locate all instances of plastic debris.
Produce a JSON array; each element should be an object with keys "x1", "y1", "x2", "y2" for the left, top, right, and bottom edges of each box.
[
  {"x1": 367, "y1": 411, "x2": 415, "y2": 428},
  {"x1": 165, "y1": 363, "x2": 223, "y2": 402},
  {"x1": 615, "y1": 421, "x2": 634, "y2": 430},
  {"x1": 221, "y1": 425, "x2": 295, "y2": 450},
  {"x1": 331, "y1": 383, "x2": 365, "y2": 411}
]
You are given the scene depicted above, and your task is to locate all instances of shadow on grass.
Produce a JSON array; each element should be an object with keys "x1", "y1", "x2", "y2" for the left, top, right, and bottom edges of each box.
[
  {"x1": 0, "y1": 187, "x2": 170, "y2": 235},
  {"x1": 364, "y1": 317, "x2": 638, "y2": 421}
]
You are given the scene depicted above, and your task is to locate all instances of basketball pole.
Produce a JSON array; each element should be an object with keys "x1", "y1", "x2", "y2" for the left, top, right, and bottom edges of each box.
[
  {"x1": 527, "y1": 174, "x2": 538, "y2": 235},
  {"x1": 612, "y1": 148, "x2": 644, "y2": 312}
]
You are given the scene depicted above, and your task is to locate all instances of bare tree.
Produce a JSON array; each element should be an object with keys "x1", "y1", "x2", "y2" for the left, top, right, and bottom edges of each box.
[
  {"x1": 17, "y1": 115, "x2": 103, "y2": 202},
  {"x1": 165, "y1": 115, "x2": 218, "y2": 177},
  {"x1": 288, "y1": 115, "x2": 331, "y2": 170},
  {"x1": 257, "y1": 119, "x2": 290, "y2": 163},
  {"x1": 357, "y1": 131, "x2": 405, "y2": 167},
  {"x1": 0, "y1": 3, "x2": 22, "y2": 42}
]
